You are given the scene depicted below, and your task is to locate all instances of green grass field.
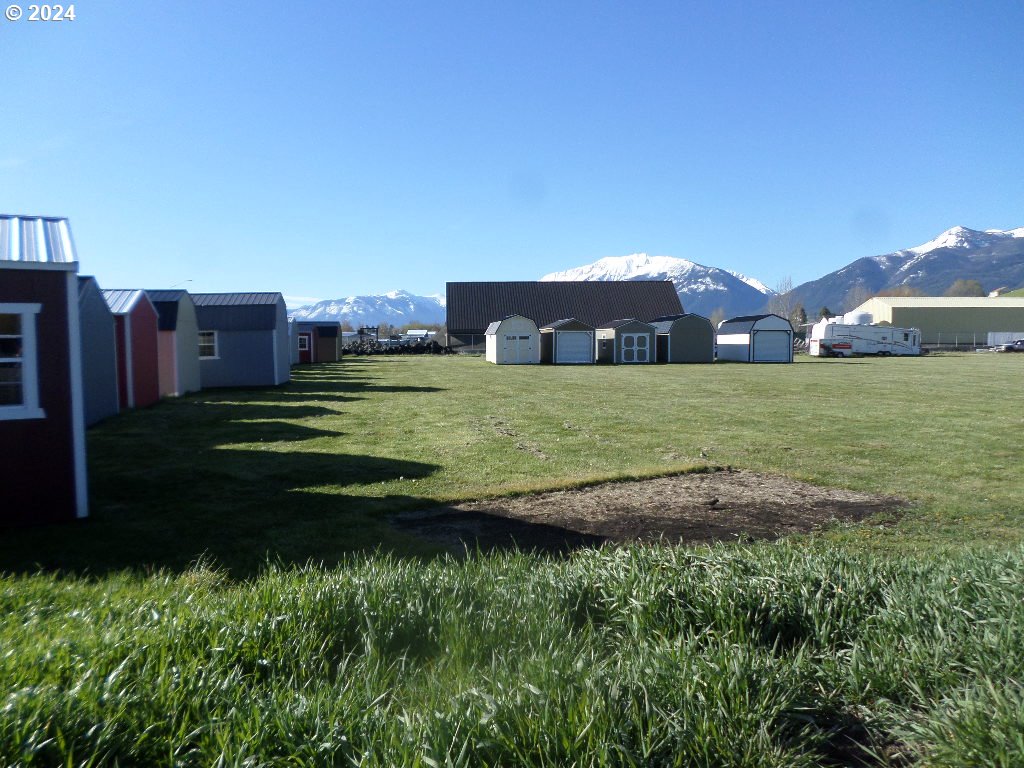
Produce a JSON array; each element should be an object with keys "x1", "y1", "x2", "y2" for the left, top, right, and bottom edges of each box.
[
  {"x1": 2, "y1": 353, "x2": 1023, "y2": 765},
  {"x1": 2, "y1": 353, "x2": 1021, "y2": 574}
]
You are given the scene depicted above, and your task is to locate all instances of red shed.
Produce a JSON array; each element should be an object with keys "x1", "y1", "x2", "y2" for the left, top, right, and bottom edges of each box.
[
  {"x1": 102, "y1": 289, "x2": 160, "y2": 410},
  {"x1": 1, "y1": 215, "x2": 89, "y2": 524}
]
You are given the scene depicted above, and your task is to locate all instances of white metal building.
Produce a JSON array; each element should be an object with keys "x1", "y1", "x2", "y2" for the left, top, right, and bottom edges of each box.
[
  {"x1": 485, "y1": 315, "x2": 540, "y2": 364},
  {"x1": 716, "y1": 314, "x2": 794, "y2": 363}
]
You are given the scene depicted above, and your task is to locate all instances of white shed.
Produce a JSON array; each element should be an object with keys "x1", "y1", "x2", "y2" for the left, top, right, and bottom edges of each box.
[
  {"x1": 485, "y1": 315, "x2": 541, "y2": 364},
  {"x1": 716, "y1": 314, "x2": 793, "y2": 363}
]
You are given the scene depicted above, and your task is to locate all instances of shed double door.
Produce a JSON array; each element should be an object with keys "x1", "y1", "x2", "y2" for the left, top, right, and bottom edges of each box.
[
  {"x1": 620, "y1": 333, "x2": 650, "y2": 363},
  {"x1": 503, "y1": 334, "x2": 534, "y2": 363}
]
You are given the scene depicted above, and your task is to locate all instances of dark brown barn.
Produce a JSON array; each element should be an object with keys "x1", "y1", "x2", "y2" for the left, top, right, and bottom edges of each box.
[{"x1": 445, "y1": 281, "x2": 683, "y2": 350}]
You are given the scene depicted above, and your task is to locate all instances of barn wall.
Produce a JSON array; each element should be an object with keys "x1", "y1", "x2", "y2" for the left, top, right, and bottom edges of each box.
[
  {"x1": 174, "y1": 299, "x2": 201, "y2": 394},
  {"x1": 273, "y1": 302, "x2": 291, "y2": 384},
  {"x1": 672, "y1": 316, "x2": 715, "y2": 363},
  {"x1": 716, "y1": 333, "x2": 751, "y2": 362},
  {"x1": 78, "y1": 283, "x2": 119, "y2": 424},
  {"x1": 0, "y1": 268, "x2": 81, "y2": 523},
  {"x1": 200, "y1": 331, "x2": 280, "y2": 387},
  {"x1": 129, "y1": 301, "x2": 161, "y2": 408}
]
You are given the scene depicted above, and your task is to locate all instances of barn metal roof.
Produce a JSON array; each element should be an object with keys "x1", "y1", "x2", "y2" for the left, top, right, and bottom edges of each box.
[
  {"x1": 596, "y1": 318, "x2": 656, "y2": 330},
  {"x1": 862, "y1": 297, "x2": 1024, "y2": 308},
  {"x1": 191, "y1": 292, "x2": 283, "y2": 307},
  {"x1": 0, "y1": 215, "x2": 77, "y2": 265},
  {"x1": 102, "y1": 289, "x2": 146, "y2": 315},
  {"x1": 446, "y1": 281, "x2": 683, "y2": 333},
  {"x1": 718, "y1": 314, "x2": 791, "y2": 333}
]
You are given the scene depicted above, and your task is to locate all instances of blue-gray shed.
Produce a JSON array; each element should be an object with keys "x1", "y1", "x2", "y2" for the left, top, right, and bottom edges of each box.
[{"x1": 192, "y1": 292, "x2": 291, "y2": 387}]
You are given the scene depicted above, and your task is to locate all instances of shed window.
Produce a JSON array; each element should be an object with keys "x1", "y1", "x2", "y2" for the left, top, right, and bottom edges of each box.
[
  {"x1": 0, "y1": 304, "x2": 44, "y2": 420},
  {"x1": 297, "y1": 335, "x2": 310, "y2": 351},
  {"x1": 198, "y1": 330, "x2": 218, "y2": 359}
]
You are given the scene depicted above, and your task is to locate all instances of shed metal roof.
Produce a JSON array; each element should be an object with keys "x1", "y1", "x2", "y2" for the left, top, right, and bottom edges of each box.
[
  {"x1": 102, "y1": 289, "x2": 146, "y2": 315},
  {"x1": 718, "y1": 314, "x2": 791, "y2": 334},
  {"x1": 0, "y1": 215, "x2": 77, "y2": 265},
  {"x1": 144, "y1": 290, "x2": 195, "y2": 331},
  {"x1": 539, "y1": 318, "x2": 595, "y2": 331},
  {"x1": 446, "y1": 281, "x2": 683, "y2": 333},
  {"x1": 191, "y1": 292, "x2": 283, "y2": 307},
  {"x1": 596, "y1": 318, "x2": 656, "y2": 330},
  {"x1": 650, "y1": 313, "x2": 713, "y2": 334}
]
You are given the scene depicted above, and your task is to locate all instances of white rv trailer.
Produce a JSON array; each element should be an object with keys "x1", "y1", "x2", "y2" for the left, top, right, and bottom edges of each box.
[{"x1": 809, "y1": 312, "x2": 921, "y2": 357}]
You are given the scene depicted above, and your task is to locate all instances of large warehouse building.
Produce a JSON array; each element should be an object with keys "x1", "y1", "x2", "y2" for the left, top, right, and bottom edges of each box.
[{"x1": 852, "y1": 297, "x2": 1024, "y2": 346}]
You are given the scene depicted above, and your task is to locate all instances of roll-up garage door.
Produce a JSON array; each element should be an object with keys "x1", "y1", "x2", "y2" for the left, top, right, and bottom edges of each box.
[
  {"x1": 555, "y1": 331, "x2": 593, "y2": 363},
  {"x1": 753, "y1": 331, "x2": 791, "y2": 362}
]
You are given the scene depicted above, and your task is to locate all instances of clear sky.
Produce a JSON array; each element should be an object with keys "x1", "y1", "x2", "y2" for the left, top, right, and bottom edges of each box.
[{"x1": 2, "y1": 1, "x2": 1022, "y2": 306}]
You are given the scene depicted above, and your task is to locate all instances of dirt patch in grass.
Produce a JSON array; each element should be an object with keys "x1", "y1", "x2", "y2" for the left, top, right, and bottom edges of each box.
[{"x1": 391, "y1": 468, "x2": 908, "y2": 554}]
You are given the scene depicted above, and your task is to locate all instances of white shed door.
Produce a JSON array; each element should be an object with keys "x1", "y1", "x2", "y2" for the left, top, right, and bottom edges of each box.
[
  {"x1": 620, "y1": 333, "x2": 650, "y2": 363},
  {"x1": 753, "y1": 331, "x2": 790, "y2": 362},
  {"x1": 504, "y1": 334, "x2": 534, "y2": 363},
  {"x1": 556, "y1": 331, "x2": 592, "y2": 363}
]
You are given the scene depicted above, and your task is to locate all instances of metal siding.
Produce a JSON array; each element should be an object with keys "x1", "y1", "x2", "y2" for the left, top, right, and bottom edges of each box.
[
  {"x1": 446, "y1": 281, "x2": 683, "y2": 338},
  {"x1": 77, "y1": 278, "x2": 120, "y2": 425},
  {"x1": 752, "y1": 330, "x2": 792, "y2": 363},
  {"x1": 554, "y1": 330, "x2": 594, "y2": 363},
  {"x1": 0, "y1": 215, "x2": 77, "y2": 264}
]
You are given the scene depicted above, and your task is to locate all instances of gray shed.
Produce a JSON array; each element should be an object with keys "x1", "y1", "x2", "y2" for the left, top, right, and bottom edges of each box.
[
  {"x1": 716, "y1": 314, "x2": 794, "y2": 363},
  {"x1": 78, "y1": 276, "x2": 120, "y2": 426},
  {"x1": 595, "y1": 319, "x2": 656, "y2": 364},
  {"x1": 650, "y1": 313, "x2": 715, "y2": 363},
  {"x1": 539, "y1": 318, "x2": 595, "y2": 364},
  {"x1": 192, "y1": 293, "x2": 291, "y2": 387},
  {"x1": 146, "y1": 289, "x2": 201, "y2": 397}
]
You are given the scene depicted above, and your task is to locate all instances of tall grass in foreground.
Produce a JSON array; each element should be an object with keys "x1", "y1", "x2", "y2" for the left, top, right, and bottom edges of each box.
[{"x1": 2, "y1": 542, "x2": 1023, "y2": 766}]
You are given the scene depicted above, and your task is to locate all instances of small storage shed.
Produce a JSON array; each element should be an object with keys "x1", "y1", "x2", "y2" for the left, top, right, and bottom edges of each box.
[
  {"x1": 78, "y1": 276, "x2": 119, "y2": 425},
  {"x1": 485, "y1": 315, "x2": 540, "y2": 364},
  {"x1": 1, "y1": 214, "x2": 88, "y2": 523},
  {"x1": 650, "y1": 313, "x2": 715, "y2": 363},
  {"x1": 145, "y1": 289, "x2": 201, "y2": 397},
  {"x1": 291, "y1": 320, "x2": 342, "y2": 364},
  {"x1": 595, "y1": 319, "x2": 656, "y2": 364},
  {"x1": 716, "y1": 314, "x2": 794, "y2": 363},
  {"x1": 539, "y1": 318, "x2": 595, "y2": 364},
  {"x1": 192, "y1": 292, "x2": 291, "y2": 387},
  {"x1": 103, "y1": 289, "x2": 161, "y2": 409}
]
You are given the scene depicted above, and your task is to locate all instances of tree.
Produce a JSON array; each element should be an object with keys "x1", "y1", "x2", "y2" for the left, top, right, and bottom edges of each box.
[
  {"x1": 709, "y1": 307, "x2": 726, "y2": 329},
  {"x1": 944, "y1": 279, "x2": 985, "y2": 297},
  {"x1": 819, "y1": 306, "x2": 833, "y2": 319},
  {"x1": 767, "y1": 277, "x2": 795, "y2": 322},
  {"x1": 795, "y1": 306, "x2": 807, "y2": 327},
  {"x1": 843, "y1": 283, "x2": 873, "y2": 312}
]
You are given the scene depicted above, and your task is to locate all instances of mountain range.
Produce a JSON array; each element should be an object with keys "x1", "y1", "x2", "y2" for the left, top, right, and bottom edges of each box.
[{"x1": 288, "y1": 225, "x2": 1024, "y2": 325}]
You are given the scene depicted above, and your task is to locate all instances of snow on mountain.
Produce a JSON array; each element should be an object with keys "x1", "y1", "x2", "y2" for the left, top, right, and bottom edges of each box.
[
  {"x1": 791, "y1": 225, "x2": 1024, "y2": 314},
  {"x1": 288, "y1": 290, "x2": 446, "y2": 326},
  {"x1": 540, "y1": 253, "x2": 775, "y2": 318}
]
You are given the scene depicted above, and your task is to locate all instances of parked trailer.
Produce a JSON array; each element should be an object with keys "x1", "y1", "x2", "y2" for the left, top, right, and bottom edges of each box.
[{"x1": 809, "y1": 316, "x2": 921, "y2": 357}]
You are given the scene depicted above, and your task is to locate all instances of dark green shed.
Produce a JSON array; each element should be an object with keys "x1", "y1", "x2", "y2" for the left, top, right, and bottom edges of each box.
[{"x1": 651, "y1": 313, "x2": 715, "y2": 363}]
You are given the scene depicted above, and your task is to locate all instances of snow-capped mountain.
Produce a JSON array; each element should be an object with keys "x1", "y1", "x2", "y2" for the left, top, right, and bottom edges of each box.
[
  {"x1": 790, "y1": 225, "x2": 1024, "y2": 313},
  {"x1": 289, "y1": 290, "x2": 446, "y2": 327},
  {"x1": 540, "y1": 253, "x2": 775, "y2": 318}
]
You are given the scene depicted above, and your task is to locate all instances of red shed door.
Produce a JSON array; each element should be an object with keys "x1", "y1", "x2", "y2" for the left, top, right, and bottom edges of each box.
[{"x1": 298, "y1": 333, "x2": 312, "y2": 363}]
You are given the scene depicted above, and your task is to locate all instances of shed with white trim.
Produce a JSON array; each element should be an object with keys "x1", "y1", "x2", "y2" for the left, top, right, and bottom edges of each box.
[
  {"x1": 1, "y1": 214, "x2": 89, "y2": 523},
  {"x1": 716, "y1": 314, "x2": 794, "y2": 363},
  {"x1": 539, "y1": 318, "x2": 595, "y2": 364},
  {"x1": 485, "y1": 315, "x2": 540, "y2": 364},
  {"x1": 595, "y1": 319, "x2": 656, "y2": 364}
]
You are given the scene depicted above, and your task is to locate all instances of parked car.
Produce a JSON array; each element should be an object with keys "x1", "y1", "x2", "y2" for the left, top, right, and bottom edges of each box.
[{"x1": 994, "y1": 339, "x2": 1024, "y2": 352}]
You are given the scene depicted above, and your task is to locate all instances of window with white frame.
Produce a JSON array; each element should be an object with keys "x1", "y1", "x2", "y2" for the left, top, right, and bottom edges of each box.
[
  {"x1": 198, "y1": 330, "x2": 218, "y2": 359},
  {"x1": 0, "y1": 303, "x2": 44, "y2": 420},
  {"x1": 297, "y1": 334, "x2": 310, "y2": 351}
]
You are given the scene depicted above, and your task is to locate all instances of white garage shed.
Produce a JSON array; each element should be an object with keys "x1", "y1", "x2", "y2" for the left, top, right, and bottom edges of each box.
[
  {"x1": 716, "y1": 314, "x2": 794, "y2": 363},
  {"x1": 539, "y1": 318, "x2": 595, "y2": 364},
  {"x1": 485, "y1": 315, "x2": 541, "y2": 364}
]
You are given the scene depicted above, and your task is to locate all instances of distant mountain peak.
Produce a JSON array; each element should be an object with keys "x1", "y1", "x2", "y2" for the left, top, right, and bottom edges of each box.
[
  {"x1": 289, "y1": 290, "x2": 445, "y2": 326},
  {"x1": 540, "y1": 253, "x2": 774, "y2": 318},
  {"x1": 905, "y1": 225, "x2": 1024, "y2": 256}
]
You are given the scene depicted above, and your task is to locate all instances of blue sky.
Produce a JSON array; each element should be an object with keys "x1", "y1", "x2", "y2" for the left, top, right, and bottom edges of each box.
[{"x1": 2, "y1": 1, "x2": 1022, "y2": 306}]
